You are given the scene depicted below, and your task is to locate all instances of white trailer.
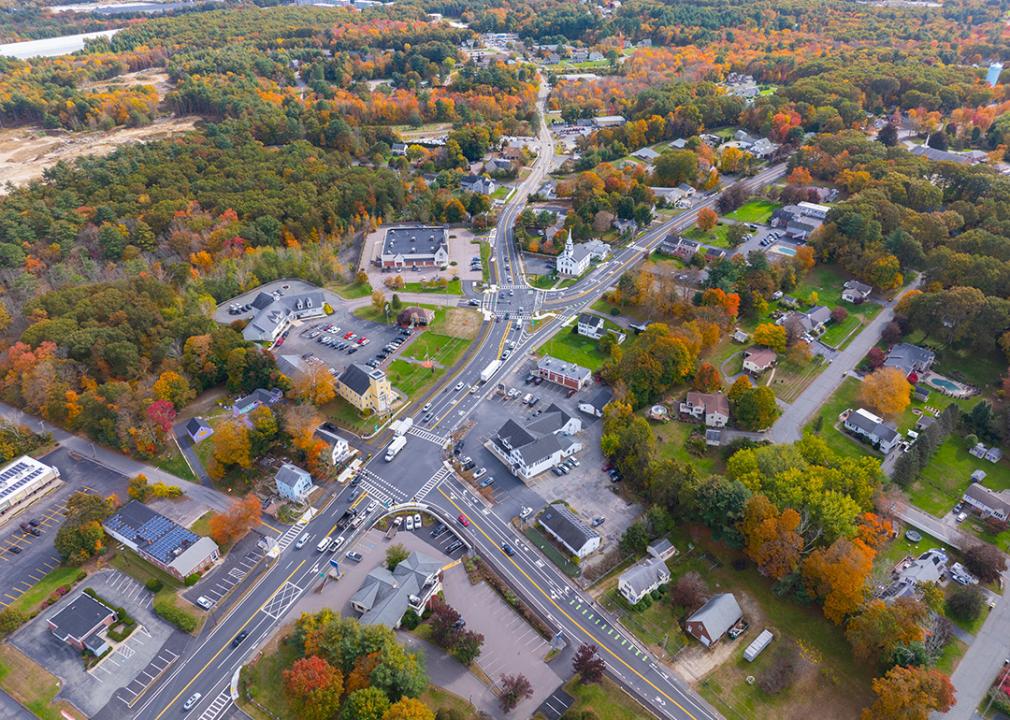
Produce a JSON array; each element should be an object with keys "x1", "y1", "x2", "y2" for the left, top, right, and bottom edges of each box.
[
  {"x1": 390, "y1": 417, "x2": 413, "y2": 436},
  {"x1": 744, "y1": 629, "x2": 774, "y2": 662},
  {"x1": 384, "y1": 435, "x2": 407, "y2": 461},
  {"x1": 480, "y1": 359, "x2": 502, "y2": 383}
]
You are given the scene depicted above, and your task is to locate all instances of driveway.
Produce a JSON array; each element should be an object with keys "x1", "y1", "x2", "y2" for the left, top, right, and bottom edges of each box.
[
  {"x1": 769, "y1": 277, "x2": 921, "y2": 443},
  {"x1": 888, "y1": 500, "x2": 974, "y2": 551}
]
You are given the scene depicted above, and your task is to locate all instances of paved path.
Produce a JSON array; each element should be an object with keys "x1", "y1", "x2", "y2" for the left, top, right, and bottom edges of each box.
[
  {"x1": 397, "y1": 632, "x2": 504, "y2": 719},
  {"x1": 768, "y1": 277, "x2": 921, "y2": 443},
  {"x1": 889, "y1": 500, "x2": 974, "y2": 551}
]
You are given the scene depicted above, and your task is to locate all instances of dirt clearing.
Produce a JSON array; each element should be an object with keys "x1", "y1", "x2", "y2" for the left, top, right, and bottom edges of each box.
[{"x1": 442, "y1": 307, "x2": 482, "y2": 339}]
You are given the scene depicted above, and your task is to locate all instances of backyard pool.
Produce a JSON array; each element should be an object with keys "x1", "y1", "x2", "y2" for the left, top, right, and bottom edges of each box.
[
  {"x1": 770, "y1": 244, "x2": 796, "y2": 257},
  {"x1": 924, "y1": 372, "x2": 975, "y2": 398}
]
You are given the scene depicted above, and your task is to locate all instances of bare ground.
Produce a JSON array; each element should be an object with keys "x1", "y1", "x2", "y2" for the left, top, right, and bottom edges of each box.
[
  {"x1": 80, "y1": 67, "x2": 173, "y2": 96},
  {"x1": 0, "y1": 115, "x2": 200, "y2": 191}
]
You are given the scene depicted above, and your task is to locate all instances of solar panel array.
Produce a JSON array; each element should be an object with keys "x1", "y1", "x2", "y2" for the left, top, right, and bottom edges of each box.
[
  {"x1": 0, "y1": 460, "x2": 50, "y2": 504},
  {"x1": 105, "y1": 504, "x2": 199, "y2": 564}
]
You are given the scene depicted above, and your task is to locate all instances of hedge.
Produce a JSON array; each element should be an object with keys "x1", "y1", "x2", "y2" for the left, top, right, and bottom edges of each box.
[{"x1": 154, "y1": 596, "x2": 198, "y2": 633}]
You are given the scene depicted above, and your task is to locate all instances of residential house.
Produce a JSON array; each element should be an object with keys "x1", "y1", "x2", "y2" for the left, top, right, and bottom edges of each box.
[
  {"x1": 658, "y1": 235, "x2": 700, "y2": 260},
  {"x1": 647, "y1": 538, "x2": 677, "y2": 561},
  {"x1": 488, "y1": 405, "x2": 583, "y2": 481},
  {"x1": 685, "y1": 593, "x2": 742, "y2": 647},
  {"x1": 537, "y1": 181, "x2": 557, "y2": 199},
  {"x1": 704, "y1": 247, "x2": 727, "y2": 263},
  {"x1": 909, "y1": 144, "x2": 987, "y2": 166},
  {"x1": 538, "y1": 504, "x2": 601, "y2": 559},
  {"x1": 882, "y1": 549, "x2": 948, "y2": 601},
  {"x1": 883, "y1": 343, "x2": 935, "y2": 378},
  {"x1": 275, "y1": 463, "x2": 314, "y2": 503},
  {"x1": 48, "y1": 593, "x2": 117, "y2": 654},
  {"x1": 391, "y1": 142, "x2": 407, "y2": 156},
  {"x1": 556, "y1": 232, "x2": 610, "y2": 276},
  {"x1": 485, "y1": 158, "x2": 514, "y2": 175},
  {"x1": 841, "y1": 280, "x2": 873, "y2": 303},
  {"x1": 650, "y1": 186, "x2": 692, "y2": 207},
  {"x1": 962, "y1": 484, "x2": 1010, "y2": 522},
  {"x1": 537, "y1": 355, "x2": 593, "y2": 390},
  {"x1": 185, "y1": 418, "x2": 214, "y2": 444},
  {"x1": 618, "y1": 557, "x2": 671, "y2": 604},
  {"x1": 679, "y1": 392, "x2": 730, "y2": 427},
  {"x1": 613, "y1": 218, "x2": 637, "y2": 235},
  {"x1": 103, "y1": 501, "x2": 220, "y2": 580},
  {"x1": 781, "y1": 305, "x2": 831, "y2": 337},
  {"x1": 731, "y1": 329, "x2": 749, "y2": 343},
  {"x1": 632, "y1": 147, "x2": 660, "y2": 162},
  {"x1": 796, "y1": 201, "x2": 830, "y2": 219},
  {"x1": 241, "y1": 290, "x2": 327, "y2": 343},
  {"x1": 843, "y1": 408, "x2": 901, "y2": 453},
  {"x1": 576, "y1": 313, "x2": 605, "y2": 339},
  {"x1": 378, "y1": 226, "x2": 450, "y2": 270},
  {"x1": 742, "y1": 347, "x2": 776, "y2": 375},
  {"x1": 578, "y1": 388, "x2": 613, "y2": 418},
  {"x1": 669, "y1": 138, "x2": 688, "y2": 149},
  {"x1": 337, "y1": 364, "x2": 394, "y2": 414},
  {"x1": 501, "y1": 144, "x2": 524, "y2": 160},
  {"x1": 316, "y1": 425, "x2": 353, "y2": 465},
  {"x1": 350, "y1": 551, "x2": 443, "y2": 628},
  {"x1": 233, "y1": 387, "x2": 283, "y2": 416},
  {"x1": 398, "y1": 306, "x2": 435, "y2": 326},
  {"x1": 0, "y1": 456, "x2": 60, "y2": 521}
]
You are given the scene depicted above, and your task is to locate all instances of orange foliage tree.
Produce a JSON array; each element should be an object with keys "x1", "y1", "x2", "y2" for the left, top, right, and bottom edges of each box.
[
  {"x1": 802, "y1": 537, "x2": 876, "y2": 624},
  {"x1": 282, "y1": 656, "x2": 344, "y2": 720},
  {"x1": 859, "y1": 368, "x2": 911, "y2": 418},
  {"x1": 862, "y1": 666, "x2": 955, "y2": 720},
  {"x1": 740, "y1": 494, "x2": 804, "y2": 580},
  {"x1": 208, "y1": 494, "x2": 262, "y2": 546},
  {"x1": 697, "y1": 207, "x2": 718, "y2": 232}
]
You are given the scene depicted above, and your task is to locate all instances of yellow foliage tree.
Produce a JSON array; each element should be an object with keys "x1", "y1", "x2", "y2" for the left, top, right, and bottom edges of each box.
[{"x1": 859, "y1": 367, "x2": 911, "y2": 418}]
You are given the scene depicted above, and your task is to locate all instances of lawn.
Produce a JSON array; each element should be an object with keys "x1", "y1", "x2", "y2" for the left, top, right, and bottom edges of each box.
[
  {"x1": 352, "y1": 304, "x2": 392, "y2": 325},
  {"x1": 537, "y1": 327, "x2": 609, "y2": 371},
  {"x1": 559, "y1": 676, "x2": 653, "y2": 720},
  {"x1": 418, "y1": 686, "x2": 480, "y2": 718},
  {"x1": 331, "y1": 279, "x2": 372, "y2": 299},
  {"x1": 479, "y1": 240, "x2": 491, "y2": 282},
  {"x1": 401, "y1": 333, "x2": 470, "y2": 367},
  {"x1": 683, "y1": 223, "x2": 732, "y2": 248},
  {"x1": 903, "y1": 329, "x2": 1005, "y2": 389},
  {"x1": 321, "y1": 396, "x2": 384, "y2": 436},
  {"x1": 910, "y1": 437, "x2": 1010, "y2": 517},
  {"x1": 0, "y1": 644, "x2": 77, "y2": 720},
  {"x1": 529, "y1": 273, "x2": 561, "y2": 290},
  {"x1": 725, "y1": 199, "x2": 781, "y2": 224},
  {"x1": 9, "y1": 565, "x2": 82, "y2": 614},
  {"x1": 402, "y1": 278, "x2": 463, "y2": 295},
  {"x1": 387, "y1": 358, "x2": 444, "y2": 399},
  {"x1": 654, "y1": 419, "x2": 719, "y2": 475},
  {"x1": 523, "y1": 525, "x2": 580, "y2": 577},
  {"x1": 190, "y1": 511, "x2": 213, "y2": 538},
  {"x1": 600, "y1": 588, "x2": 687, "y2": 657},
  {"x1": 764, "y1": 356, "x2": 825, "y2": 403},
  {"x1": 491, "y1": 185, "x2": 511, "y2": 200},
  {"x1": 819, "y1": 312, "x2": 862, "y2": 349},
  {"x1": 802, "y1": 377, "x2": 878, "y2": 460},
  {"x1": 792, "y1": 266, "x2": 882, "y2": 323},
  {"x1": 241, "y1": 634, "x2": 298, "y2": 719},
  {"x1": 155, "y1": 448, "x2": 197, "y2": 483}
]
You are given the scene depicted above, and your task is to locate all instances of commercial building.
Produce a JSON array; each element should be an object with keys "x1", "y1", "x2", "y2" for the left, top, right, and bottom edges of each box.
[
  {"x1": 350, "y1": 551, "x2": 442, "y2": 628},
  {"x1": 538, "y1": 504, "x2": 600, "y2": 559},
  {"x1": 489, "y1": 405, "x2": 582, "y2": 481},
  {"x1": 378, "y1": 227, "x2": 449, "y2": 270},
  {"x1": 685, "y1": 593, "x2": 742, "y2": 647},
  {"x1": 679, "y1": 392, "x2": 730, "y2": 427},
  {"x1": 337, "y1": 364, "x2": 394, "y2": 414},
  {"x1": 842, "y1": 408, "x2": 900, "y2": 453},
  {"x1": 275, "y1": 463, "x2": 314, "y2": 503},
  {"x1": 241, "y1": 290, "x2": 327, "y2": 343},
  {"x1": 0, "y1": 455, "x2": 60, "y2": 521},
  {"x1": 48, "y1": 593, "x2": 117, "y2": 654},
  {"x1": 537, "y1": 355, "x2": 592, "y2": 390},
  {"x1": 103, "y1": 501, "x2": 220, "y2": 581}
]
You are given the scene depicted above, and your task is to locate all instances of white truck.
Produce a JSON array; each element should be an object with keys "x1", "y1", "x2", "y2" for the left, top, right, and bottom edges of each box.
[
  {"x1": 390, "y1": 417, "x2": 413, "y2": 436},
  {"x1": 480, "y1": 359, "x2": 502, "y2": 383},
  {"x1": 384, "y1": 435, "x2": 407, "y2": 461}
]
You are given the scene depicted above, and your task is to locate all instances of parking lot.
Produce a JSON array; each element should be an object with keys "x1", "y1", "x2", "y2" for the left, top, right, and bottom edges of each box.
[
  {"x1": 358, "y1": 225, "x2": 481, "y2": 290},
  {"x1": 183, "y1": 531, "x2": 265, "y2": 609},
  {"x1": 12, "y1": 569, "x2": 175, "y2": 716},
  {"x1": 461, "y1": 360, "x2": 641, "y2": 556}
]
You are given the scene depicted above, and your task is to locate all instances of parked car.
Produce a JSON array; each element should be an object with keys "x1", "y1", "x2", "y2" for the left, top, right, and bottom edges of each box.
[
  {"x1": 413, "y1": 513, "x2": 421, "y2": 528},
  {"x1": 956, "y1": 511, "x2": 968, "y2": 523},
  {"x1": 479, "y1": 476, "x2": 495, "y2": 488},
  {"x1": 196, "y1": 596, "x2": 214, "y2": 610},
  {"x1": 345, "y1": 551, "x2": 363, "y2": 563},
  {"x1": 519, "y1": 506, "x2": 533, "y2": 519},
  {"x1": 473, "y1": 467, "x2": 487, "y2": 479},
  {"x1": 405, "y1": 515, "x2": 415, "y2": 531}
]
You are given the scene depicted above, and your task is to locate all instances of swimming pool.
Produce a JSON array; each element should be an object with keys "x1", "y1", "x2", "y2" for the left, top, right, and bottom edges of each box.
[
  {"x1": 928, "y1": 376, "x2": 961, "y2": 392},
  {"x1": 770, "y1": 244, "x2": 796, "y2": 257}
]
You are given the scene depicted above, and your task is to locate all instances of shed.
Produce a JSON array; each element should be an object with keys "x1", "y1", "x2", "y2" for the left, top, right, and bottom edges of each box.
[{"x1": 744, "y1": 629, "x2": 774, "y2": 662}]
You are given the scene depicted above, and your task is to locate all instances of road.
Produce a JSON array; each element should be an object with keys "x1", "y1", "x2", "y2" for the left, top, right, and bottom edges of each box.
[{"x1": 767, "y1": 276, "x2": 921, "y2": 444}]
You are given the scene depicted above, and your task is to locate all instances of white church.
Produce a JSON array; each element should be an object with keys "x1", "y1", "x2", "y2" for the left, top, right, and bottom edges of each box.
[{"x1": 556, "y1": 231, "x2": 611, "y2": 277}]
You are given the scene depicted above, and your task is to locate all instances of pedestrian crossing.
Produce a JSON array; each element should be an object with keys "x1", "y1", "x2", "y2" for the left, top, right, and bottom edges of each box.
[
  {"x1": 408, "y1": 426, "x2": 448, "y2": 446},
  {"x1": 358, "y1": 468, "x2": 404, "y2": 504},
  {"x1": 196, "y1": 688, "x2": 231, "y2": 720},
  {"x1": 415, "y1": 467, "x2": 450, "y2": 500},
  {"x1": 274, "y1": 520, "x2": 308, "y2": 552}
]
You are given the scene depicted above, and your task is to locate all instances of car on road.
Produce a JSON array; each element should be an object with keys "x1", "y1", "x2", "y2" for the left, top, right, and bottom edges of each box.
[
  {"x1": 422, "y1": 401, "x2": 432, "y2": 412},
  {"x1": 295, "y1": 533, "x2": 309, "y2": 549},
  {"x1": 345, "y1": 551, "x2": 363, "y2": 563},
  {"x1": 366, "y1": 501, "x2": 377, "y2": 514},
  {"x1": 196, "y1": 596, "x2": 214, "y2": 610},
  {"x1": 469, "y1": 384, "x2": 479, "y2": 393},
  {"x1": 457, "y1": 514, "x2": 470, "y2": 527},
  {"x1": 182, "y1": 693, "x2": 202, "y2": 712},
  {"x1": 317, "y1": 536, "x2": 332, "y2": 552},
  {"x1": 454, "y1": 382, "x2": 464, "y2": 391},
  {"x1": 329, "y1": 536, "x2": 345, "y2": 552},
  {"x1": 501, "y1": 542, "x2": 515, "y2": 557},
  {"x1": 232, "y1": 631, "x2": 249, "y2": 648},
  {"x1": 519, "y1": 506, "x2": 533, "y2": 520}
]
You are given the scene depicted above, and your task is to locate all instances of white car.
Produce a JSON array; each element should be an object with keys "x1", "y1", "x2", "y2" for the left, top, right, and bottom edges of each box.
[
  {"x1": 473, "y1": 467, "x2": 487, "y2": 479},
  {"x1": 183, "y1": 694, "x2": 202, "y2": 712},
  {"x1": 294, "y1": 532, "x2": 309, "y2": 549},
  {"x1": 413, "y1": 513, "x2": 421, "y2": 528},
  {"x1": 469, "y1": 384, "x2": 479, "y2": 394},
  {"x1": 405, "y1": 515, "x2": 415, "y2": 531},
  {"x1": 393, "y1": 516, "x2": 403, "y2": 528},
  {"x1": 454, "y1": 382, "x2": 464, "y2": 391},
  {"x1": 519, "y1": 506, "x2": 533, "y2": 520},
  {"x1": 329, "y1": 536, "x2": 345, "y2": 552},
  {"x1": 196, "y1": 596, "x2": 214, "y2": 610},
  {"x1": 366, "y1": 501, "x2": 377, "y2": 514},
  {"x1": 422, "y1": 401, "x2": 432, "y2": 411}
]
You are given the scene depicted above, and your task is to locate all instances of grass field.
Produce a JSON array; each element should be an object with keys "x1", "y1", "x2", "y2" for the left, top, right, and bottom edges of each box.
[
  {"x1": 684, "y1": 223, "x2": 732, "y2": 248},
  {"x1": 819, "y1": 312, "x2": 863, "y2": 349},
  {"x1": 654, "y1": 420, "x2": 720, "y2": 475},
  {"x1": 401, "y1": 333, "x2": 470, "y2": 365},
  {"x1": 802, "y1": 377, "x2": 877, "y2": 460},
  {"x1": 0, "y1": 644, "x2": 73, "y2": 720},
  {"x1": 560, "y1": 677, "x2": 653, "y2": 720},
  {"x1": 910, "y1": 437, "x2": 1010, "y2": 517},
  {"x1": 903, "y1": 329, "x2": 1005, "y2": 389},
  {"x1": 419, "y1": 686, "x2": 480, "y2": 717},
  {"x1": 726, "y1": 199, "x2": 781, "y2": 224},
  {"x1": 765, "y1": 357, "x2": 825, "y2": 403},
  {"x1": 600, "y1": 589, "x2": 687, "y2": 656},
  {"x1": 537, "y1": 328, "x2": 609, "y2": 370},
  {"x1": 242, "y1": 635, "x2": 298, "y2": 718},
  {"x1": 387, "y1": 358, "x2": 443, "y2": 398},
  {"x1": 331, "y1": 280, "x2": 372, "y2": 299},
  {"x1": 155, "y1": 448, "x2": 197, "y2": 483},
  {"x1": 402, "y1": 278, "x2": 463, "y2": 295},
  {"x1": 321, "y1": 396, "x2": 382, "y2": 435},
  {"x1": 10, "y1": 565, "x2": 82, "y2": 613}
]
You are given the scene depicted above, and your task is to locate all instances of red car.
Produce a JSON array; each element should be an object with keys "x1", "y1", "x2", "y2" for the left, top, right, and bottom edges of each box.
[
  {"x1": 457, "y1": 514, "x2": 470, "y2": 527},
  {"x1": 343, "y1": 331, "x2": 354, "y2": 339},
  {"x1": 358, "y1": 337, "x2": 368, "y2": 345}
]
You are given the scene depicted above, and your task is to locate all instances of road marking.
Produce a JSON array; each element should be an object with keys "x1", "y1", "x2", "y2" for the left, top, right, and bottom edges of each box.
[
  {"x1": 415, "y1": 467, "x2": 450, "y2": 501},
  {"x1": 436, "y1": 487, "x2": 705, "y2": 720},
  {"x1": 262, "y1": 581, "x2": 303, "y2": 620},
  {"x1": 197, "y1": 688, "x2": 232, "y2": 720},
  {"x1": 407, "y1": 426, "x2": 448, "y2": 446}
]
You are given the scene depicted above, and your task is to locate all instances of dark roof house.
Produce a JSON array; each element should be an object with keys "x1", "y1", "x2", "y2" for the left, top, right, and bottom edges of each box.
[
  {"x1": 48, "y1": 593, "x2": 117, "y2": 652},
  {"x1": 685, "y1": 593, "x2": 742, "y2": 647},
  {"x1": 538, "y1": 504, "x2": 600, "y2": 558}
]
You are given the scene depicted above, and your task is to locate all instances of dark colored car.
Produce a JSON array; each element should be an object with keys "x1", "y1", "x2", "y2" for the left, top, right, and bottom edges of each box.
[
  {"x1": 232, "y1": 630, "x2": 249, "y2": 648},
  {"x1": 501, "y1": 542, "x2": 515, "y2": 557}
]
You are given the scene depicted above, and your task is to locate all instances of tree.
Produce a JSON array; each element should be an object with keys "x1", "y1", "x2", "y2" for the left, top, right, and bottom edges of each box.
[
  {"x1": 292, "y1": 363, "x2": 336, "y2": 406},
  {"x1": 499, "y1": 674, "x2": 533, "y2": 713},
  {"x1": 697, "y1": 207, "x2": 718, "y2": 232},
  {"x1": 372, "y1": 290, "x2": 387, "y2": 315},
  {"x1": 450, "y1": 630, "x2": 484, "y2": 666},
  {"x1": 55, "y1": 492, "x2": 118, "y2": 565},
  {"x1": 651, "y1": 150, "x2": 698, "y2": 187},
  {"x1": 382, "y1": 698, "x2": 435, "y2": 720},
  {"x1": 945, "y1": 585, "x2": 984, "y2": 623},
  {"x1": 861, "y1": 666, "x2": 955, "y2": 720},
  {"x1": 692, "y1": 362, "x2": 722, "y2": 392},
  {"x1": 963, "y1": 542, "x2": 1007, "y2": 584},
  {"x1": 669, "y1": 571, "x2": 708, "y2": 612},
  {"x1": 146, "y1": 399, "x2": 176, "y2": 434},
  {"x1": 572, "y1": 644, "x2": 605, "y2": 683},
  {"x1": 831, "y1": 307, "x2": 849, "y2": 324},
  {"x1": 728, "y1": 375, "x2": 752, "y2": 405},
  {"x1": 787, "y1": 166, "x2": 813, "y2": 185},
  {"x1": 859, "y1": 368, "x2": 911, "y2": 418},
  {"x1": 152, "y1": 370, "x2": 194, "y2": 408},
  {"x1": 386, "y1": 543, "x2": 409, "y2": 571},
  {"x1": 727, "y1": 224, "x2": 748, "y2": 246},
  {"x1": 0, "y1": 607, "x2": 27, "y2": 635},
  {"x1": 741, "y1": 494, "x2": 803, "y2": 580},
  {"x1": 733, "y1": 386, "x2": 779, "y2": 431},
  {"x1": 283, "y1": 656, "x2": 344, "y2": 720},
  {"x1": 802, "y1": 537, "x2": 876, "y2": 624},
  {"x1": 878, "y1": 123, "x2": 899, "y2": 147},
  {"x1": 752, "y1": 323, "x2": 787, "y2": 352},
  {"x1": 342, "y1": 687, "x2": 391, "y2": 720},
  {"x1": 210, "y1": 418, "x2": 251, "y2": 474},
  {"x1": 845, "y1": 598, "x2": 927, "y2": 663},
  {"x1": 208, "y1": 494, "x2": 261, "y2": 546}
]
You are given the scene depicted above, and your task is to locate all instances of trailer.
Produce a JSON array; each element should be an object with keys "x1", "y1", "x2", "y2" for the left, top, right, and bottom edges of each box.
[
  {"x1": 744, "y1": 629, "x2": 774, "y2": 662},
  {"x1": 384, "y1": 435, "x2": 407, "y2": 461},
  {"x1": 480, "y1": 359, "x2": 502, "y2": 383},
  {"x1": 390, "y1": 417, "x2": 413, "y2": 436}
]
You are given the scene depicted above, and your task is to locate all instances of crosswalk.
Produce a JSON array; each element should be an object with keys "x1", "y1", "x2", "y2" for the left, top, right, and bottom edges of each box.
[
  {"x1": 274, "y1": 519, "x2": 308, "y2": 552},
  {"x1": 415, "y1": 467, "x2": 451, "y2": 500},
  {"x1": 358, "y1": 468, "x2": 403, "y2": 505},
  {"x1": 196, "y1": 688, "x2": 231, "y2": 720},
  {"x1": 408, "y1": 426, "x2": 448, "y2": 446}
]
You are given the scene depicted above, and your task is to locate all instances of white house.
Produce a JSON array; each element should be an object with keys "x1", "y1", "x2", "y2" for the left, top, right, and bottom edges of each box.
[
  {"x1": 962, "y1": 483, "x2": 1010, "y2": 522},
  {"x1": 488, "y1": 406, "x2": 582, "y2": 481},
  {"x1": 576, "y1": 313, "x2": 605, "y2": 339},
  {"x1": 578, "y1": 388, "x2": 612, "y2": 418},
  {"x1": 843, "y1": 408, "x2": 900, "y2": 453},
  {"x1": 618, "y1": 557, "x2": 670, "y2": 604},
  {"x1": 460, "y1": 175, "x2": 496, "y2": 194},
  {"x1": 556, "y1": 232, "x2": 610, "y2": 276},
  {"x1": 316, "y1": 425, "x2": 354, "y2": 465},
  {"x1": 841, "y1": 280, "x2": 873, "y2": 303},
  {"x1": 742, "y1": 347, "x2": 776, "y2": 375},
  {"x1": 538, "y1": 504, "x2": 601, "y2": 559},
  {"x1": 679, "y1": 392, "x2": 730, "y2": 427},
  {"x1": 275, "y1": 463, "x2": 315, "y2": 503}
]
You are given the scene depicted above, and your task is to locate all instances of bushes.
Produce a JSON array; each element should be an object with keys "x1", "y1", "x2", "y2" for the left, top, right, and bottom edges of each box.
[
  {"x1": 184, "y1": 572, "x2": 202, "y2": 587},
  {"x1": 400, "y1": 609, "x2": 421, "y2": 630},
  {"x1": 84, "y1": 587, "x2": 137, "y2": 640},
  {"x1": 945, "y1": 585, "x2": 984, "y2": 623},
  {"x1": 154, "y1": 596, "x2": 199, "y2": 633},
  {"x1": 757, "y1": 642, "x2": 802, "y2": 695},
  {"x1": 145, "y1": 578, "x2": 164, "y2": 593}
]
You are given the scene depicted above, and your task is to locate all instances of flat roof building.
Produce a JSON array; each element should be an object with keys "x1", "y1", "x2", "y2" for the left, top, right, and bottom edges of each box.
[
  {"x1": 0, "y1": 455, "x2": 60, "y2": 521},
  {"x1": 536, "y1": 355, "x2": 592, "y2": 390},
  {"x1": 103, "y1": 501, "x2": 220, "y2": 580}
]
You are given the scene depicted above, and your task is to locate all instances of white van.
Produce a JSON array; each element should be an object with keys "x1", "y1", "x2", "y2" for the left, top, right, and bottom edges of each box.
[
  {"x1": 317, "y1": 536, "x2": 331, "y2": 552},
  {"x1": 295, "y1": 533, "x2": 309, "y2": 549}
]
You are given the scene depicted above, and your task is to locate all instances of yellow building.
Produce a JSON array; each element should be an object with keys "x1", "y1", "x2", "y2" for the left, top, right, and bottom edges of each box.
[{"x1": 337, "y1": 364, "x2": 393, "y2": 414}]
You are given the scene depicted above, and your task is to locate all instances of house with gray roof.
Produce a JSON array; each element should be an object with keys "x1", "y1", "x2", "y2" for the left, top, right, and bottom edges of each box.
[
  {"x1": 685, "y1": 593, "x2": 742, "y2": 647},
  {"x1": 48, "y1": 593, "x2": 117, "y2": 654},
  {"x1": 577, "y1": 313, "x2": 605, "y2": 339},
  {"x1": 185, "y1": 417, "x2": 214, "y2": 444},
  {"x1": 242, "y1": 290, "x2": 327, "y2": 343},
  {"x1": 537, "y1": 355, "x2": 592, "y2": 390},
  {"x1": 882, "y1": 548, "x2": 948, "y2": 602},
  {"x1": 884, "y1": 343, "x2": 935, "y2": 377},
  {"x1": 843, "y1": 408, "x2": 900, "y2": 453},
  {"x1": 103, "y1": 501, "x2": 220, "y2": 580},
  {"x1": 538, "y1": 504, "x2": 600, "y2": 559},
  {"x1": 350, "y1": 551, "x2": 442, "y2": 628},
  {"x1": 962, "y1": 483, "x2": 1010, "y2": 522},
  {"x1": 578, "y1": 387, "x2": 613, "y2": 418},
  {"x1": 618, "y1": 557, "x2": 670, "y2": 604},
  {"x1": 460, "y1": 174, "x2": 496, "y2": 194},
  {"x1": 842, "y1": 280, "x2": 873, "y2": 303},
  {"x1": 233, "y1": 387, "x2": 283, "y2": 416},
  {"x1": 379, "y1": 226, "x2": 449, "y2": 269},
  {"x1": 489, "y1": 405, "x2": 582, "y2": 481},
  {"x1": 275, "y1": 463, "x2": 314, "y2": 503}
]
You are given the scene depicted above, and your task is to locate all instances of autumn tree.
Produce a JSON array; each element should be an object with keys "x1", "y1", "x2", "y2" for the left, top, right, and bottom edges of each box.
[
  {"x1": 342, "y1": 687, "x2": 391, "y2": 720},
  {"x1": 845, "y1": 598, "x2": 927, "y2": 664},
  {"x1": 499, "y1": 674, "x2": 533, "y2": 713},
  {"x1": 382, "y1": 698, "x2": 435, "y2": 720},
  {"x1": 859, "y1": 368, "x2": 911, "y2": 418},
  {"x1": 146, "y1": 400, "x2": 176, "y2": 434},
  {"x1": 209, "y1": 418, "x2": 251, "y2": 478},
  {"x1": 802, "y1": 537, "x2": 876, "y2": 624},
  {"x1": 861, "y1": 666, "x2": 955, "y2": 720},
  {"x1": 386, "y1": 543, "x2": 409, "y2": 571},
  {"x1": 787, "y1": 167, "x2": 813, "y2": 185},
  {"x1": 669, "y1": 571, "x2": 708, "y2": 613},
  {"x1": 572, "y1": 644, "x2": 605, "y2": 683},
  {"x1": 692, "y1": 362, "x2": 723, "y2": 392},
  {"x1": 283, "y1": 655, "x2": 344, "y2": 720},
  {"x1": 855, "y1": 513, "x2": 893, "y2": 551},
  {"x1": 945, "y1": 585, "x2": 984, "y2": 623},
  {"x1": 208, "y1": 494, "x2": 261, "y2": 546},
  {"x1": 371, "y1": 290, "x2": 387, "y2": 316},
  {"x1": 153, "y1": 370, "x2": 195, "y2": 409},
  {"x1": 963, "y1": 542, "x2": 1007, "y2": 584},
  {"x1": 292, "y1": 363, "x2": 336, "y2": 406},
  {"x1": 752, "y1": 323, "x2": 787, "y2": 352},
  {"x1": 740, "y1": 494, "x2": 803, "y2": 580},
  {"x1": 55, "y1": 492, "x2": 118, "y2": 565},
  {"x1": 733, "y1": 386, "x2": 780, "y2": 431},
  {"x1": 284, "y1": 404, "x2": 327, "y2": 472},
  {"x1": 697, "y1": 207, "x2": 718, "y2": 232}
]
